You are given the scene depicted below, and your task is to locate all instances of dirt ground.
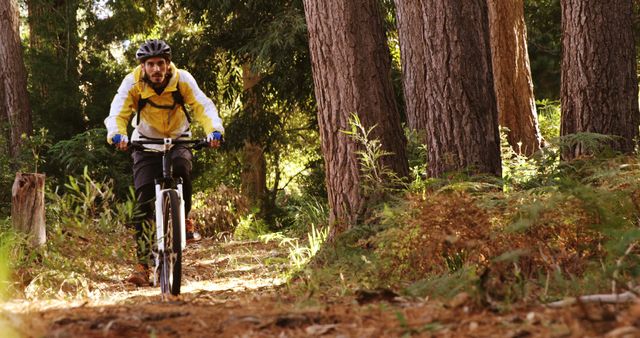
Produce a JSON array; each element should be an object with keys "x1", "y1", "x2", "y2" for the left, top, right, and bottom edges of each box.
[{"x1": 1, "y1": 239, "x2": 640, "y2": 337}]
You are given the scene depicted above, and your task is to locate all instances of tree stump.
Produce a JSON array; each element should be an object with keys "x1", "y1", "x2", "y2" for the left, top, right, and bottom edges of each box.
[{"x1": 11, "y1": 173, "x2": 46, "y2": 247}]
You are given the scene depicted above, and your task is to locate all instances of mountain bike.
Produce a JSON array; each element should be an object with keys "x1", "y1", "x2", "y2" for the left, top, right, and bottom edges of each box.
[{"x1": 130, "y1": 136, "x2": 209, "y2": 299}]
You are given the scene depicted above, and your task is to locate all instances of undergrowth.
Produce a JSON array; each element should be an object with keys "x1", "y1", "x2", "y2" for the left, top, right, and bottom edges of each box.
[
  {"x1": 2, "y1": 168, "x2": 138, "y2": 300},
  {"x1": 296, "y1": 121, "x2": 640, "y2": 309}
]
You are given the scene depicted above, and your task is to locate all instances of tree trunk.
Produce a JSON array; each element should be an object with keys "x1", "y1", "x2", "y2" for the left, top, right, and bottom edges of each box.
[
  {"x1": 560, "y1": 0, "x2": 639, "y2": 159},
  {"x1": 0, "y1": 0, "x2": 33, "y2": 159},
  {"x1": 394, "y1": 0, "x2": 429, "y2": 138},
  {"x1": 421, "y1": 0, "x2": 502, "y2": 177},
  {"x1": 241, "y1": 142, "x2": 267, "y2": 213},
  {"x1": 240, "y1": 65, "x2": 267, "y2": 215},
  {"x1": 27, "y1": 0, "x2": 83, "y2": 141},
  {"x1": 12, "y1": 173, "x2": 46, "y2": 247},
  {"x1": 303, "y1": 0, "x2": 409, "y2": 231},
  {"x1": 488, "y1": 0, "x2": 543, "y2": 156}
]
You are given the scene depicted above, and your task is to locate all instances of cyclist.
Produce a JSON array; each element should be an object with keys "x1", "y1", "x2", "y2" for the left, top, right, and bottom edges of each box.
[{"x1": 104, "y1": 39, "x2": 224, "y2": 286}]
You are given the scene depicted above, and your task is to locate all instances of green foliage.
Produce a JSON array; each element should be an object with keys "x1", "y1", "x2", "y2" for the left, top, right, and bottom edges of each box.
[
  {"x1": 300, "y1": 147, "x2": 640, "y2": 306},
  {"x1": 175, "y1": 0, "x2": 319, "y2": 222},
  {"x1": 26, "y1": 0, "x2": 84, "y2": 142},
  {"x1": 260, "y1": 224, "x2": 329, "y2": 277},
  {"x1": 405, "y1": 128, "x2": 428, "y2": 178},
  {"x1": 233, "y1": 214, "x2": 270, "y2": 240},
  {"x1": 4, "y1": 169, "x2": 137, "y2": 300},
  {"x1": 47, "y1": 128, "x2": 132, "y2": 197},
  {"x1": 524, "y1": 0, "x2": 561, "y2": 99},
  {"x1": 343, "y1": 114, "x2": 406, "y2": 212},
  {"x1": 16, "y1": 128, "x2": 51, "y2": 173},
  {"x1": 0, "y1": 220, "x2": 16, "y2": 300},
  {"x1": 558, "y1": 132, "x2": 621, "y2": 158},
  {"x1": 405, "y1": 268, "x2": 478, "y2": 300},
  {"x1": 0, "y1": 222, "x2": 21, "y2": 337},
  {"x1": 0, "y1": 127, "x2": 52, "y2": 217},
  {"x1": 501, "y1": 127, "x2": 538, "y2": 191},
  {"x1": 0, "y1": 133, "x2": 14, "y2": 217},
  {"x1": 277, "y1": 196, "x2": 328, "y2": 236},
  {"x1": 536, "y1": 99, "x2": 561, "y2": 142}
]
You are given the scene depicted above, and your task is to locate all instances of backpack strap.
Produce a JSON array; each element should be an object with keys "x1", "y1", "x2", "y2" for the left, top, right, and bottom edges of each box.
[
  {"x1": 173, "y1": 82, "x2": 191, "y2": 123},
  {"x1": 134, "y1": 82, "x2": 192, "y2": 125}
]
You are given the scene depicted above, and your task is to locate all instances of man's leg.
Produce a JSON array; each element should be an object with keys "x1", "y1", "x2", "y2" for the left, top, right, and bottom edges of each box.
[
  {"x1": 134, "y1": 184, "x2": 156, "y2": 265},
  {"x1": 128, "y1": 150, "x2": 162, "y2": 286}
]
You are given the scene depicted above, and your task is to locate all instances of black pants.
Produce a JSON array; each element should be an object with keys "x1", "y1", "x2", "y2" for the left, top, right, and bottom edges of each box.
[{"x1": 131, "y1": 147, "x2": 192, "y2": 266}]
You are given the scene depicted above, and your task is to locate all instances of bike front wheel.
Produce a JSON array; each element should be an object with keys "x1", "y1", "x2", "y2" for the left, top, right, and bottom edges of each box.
[{"x1": 159, "y1": 189, "x2": 182, "y2": 296}]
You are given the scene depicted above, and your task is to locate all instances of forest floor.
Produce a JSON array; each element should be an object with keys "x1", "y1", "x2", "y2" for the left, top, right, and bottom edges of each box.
[{"x1": 1, "y1": 238, "x2": 639, "y2": 337}]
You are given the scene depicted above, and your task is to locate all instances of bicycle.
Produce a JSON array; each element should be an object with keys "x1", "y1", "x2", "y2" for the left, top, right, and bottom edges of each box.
[{"x1": 129, "y1": 136, "x2": 209, "y2": 299}]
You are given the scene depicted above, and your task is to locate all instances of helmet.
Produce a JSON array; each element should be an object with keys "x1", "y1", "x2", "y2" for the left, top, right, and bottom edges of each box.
[{"x1": 136, "y1": 39, "x2": 171, "y2": 62}]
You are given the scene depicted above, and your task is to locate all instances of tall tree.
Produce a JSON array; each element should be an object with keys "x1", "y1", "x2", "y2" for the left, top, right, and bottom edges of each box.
[
  {"x1": 394, "y1": 0, "x2": 428, "y2": 137},
  {"x1": 397, "y1": 0, "x2": 500, "y2": 178},
  {"x1": 303, "y1": 0, "x2": 409, "y2": 230},
  {"x1": 27, "y1": 0, "x2": 83, "y2": 142},
  {"x1": 177, "y1": 0, "x2": 316, "y2": 221},
  {"x1": 488, "y1": 0, "x2": 543, "y2": 156},
  {"x1": 0, "y1": 0, "x2": 33, "y2": 159},
  {"x1": 240, "y1": 64, "x2": 268, "y2": 214},
  {"x1": 560, "y1": 0, "x2": 639, "y2": 159}
]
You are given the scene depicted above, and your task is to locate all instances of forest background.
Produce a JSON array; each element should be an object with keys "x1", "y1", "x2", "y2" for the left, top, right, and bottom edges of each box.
[{"x1": 2, "y1": 0, "x2": 640, "y2": 320}]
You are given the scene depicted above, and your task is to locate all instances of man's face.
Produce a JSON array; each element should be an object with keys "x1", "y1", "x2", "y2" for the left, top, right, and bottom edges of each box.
[{"x1": 143, "y1": 56, "x2": 168, "y2": 85}]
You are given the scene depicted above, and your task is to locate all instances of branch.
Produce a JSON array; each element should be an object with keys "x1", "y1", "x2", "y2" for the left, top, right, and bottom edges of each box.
[
  {"x1": 277, "y1": 164, "x2": 314, "y2": 191},
  {"x1": 546, "y1": 291, "x2": 638, "y2": 308}
]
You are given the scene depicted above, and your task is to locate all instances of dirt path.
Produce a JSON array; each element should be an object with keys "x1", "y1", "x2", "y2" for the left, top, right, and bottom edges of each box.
[{"x1": 2, "y1": 239, "x2": 639, "y2": 337}]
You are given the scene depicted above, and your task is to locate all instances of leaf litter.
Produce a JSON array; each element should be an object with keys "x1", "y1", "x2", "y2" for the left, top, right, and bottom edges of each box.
[{"x1": 0, "y1": 234, "x2": 639, "y2": 337}]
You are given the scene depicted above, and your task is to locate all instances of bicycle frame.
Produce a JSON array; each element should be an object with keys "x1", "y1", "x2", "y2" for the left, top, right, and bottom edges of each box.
[
  {"x1": 153, "y1": 138, "x2": 187, "y2": 254},
  {"x1": 130, "y1": 137, "x2": 208, "y2": 290}
]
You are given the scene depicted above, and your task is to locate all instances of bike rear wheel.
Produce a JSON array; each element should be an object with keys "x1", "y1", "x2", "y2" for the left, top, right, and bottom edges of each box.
[{"x1": 159, "y1": 190, "x2": 182, "y2": 296}]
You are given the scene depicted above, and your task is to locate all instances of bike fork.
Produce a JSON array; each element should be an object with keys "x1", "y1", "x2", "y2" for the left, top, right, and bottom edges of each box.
[
  {"x1": 153, "y1": 183, "x2": 163, "y2": 287},
  {"x1": 177, "y1": 180, "x2": 186, "y2": 251}
]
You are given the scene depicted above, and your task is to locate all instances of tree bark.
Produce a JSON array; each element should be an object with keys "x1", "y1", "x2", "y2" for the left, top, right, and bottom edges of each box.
[
  {"x1": 488, "y1": 0, "x2": 543, "y2": 156},
  {"x1": 303, "y1": 0, "x2": 409, "y2": 231},
  {"x1": 12, "y1": 173, "x2": 46, "y2": 247},
  {"x1": 240, "y1": 64, "x2": 268, "y2": 215},
  {"x1": 394, "y1": 0, "x2": 428, "y2": 138},
  {"x1": 560, "y1": 0, "x2": 639, "y2": 159},
  {"x1": 0, "y1": 0, "x2": 33, "y2": 159},
  {"x1": 421, "y1": 0, "x2": 502, "y2": 177}
]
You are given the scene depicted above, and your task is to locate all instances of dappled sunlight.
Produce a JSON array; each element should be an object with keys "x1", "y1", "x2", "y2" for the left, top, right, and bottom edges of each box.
[{"x1": 0, "y1": 238, "x2": 286, "y2": 315}]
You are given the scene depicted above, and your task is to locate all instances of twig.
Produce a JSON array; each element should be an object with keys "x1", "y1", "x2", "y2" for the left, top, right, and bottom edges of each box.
[
  {"x1": 612, "y1": 242, "x2": 637, "y2": 294},
  {"x1": 546, "y1": 291, "x2": 638, "y2": 308}
]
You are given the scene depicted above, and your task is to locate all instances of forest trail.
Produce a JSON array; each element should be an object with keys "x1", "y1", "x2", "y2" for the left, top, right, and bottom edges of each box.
[{"x1": 1, "y1": 239, "x2": 639, "y2": 337}]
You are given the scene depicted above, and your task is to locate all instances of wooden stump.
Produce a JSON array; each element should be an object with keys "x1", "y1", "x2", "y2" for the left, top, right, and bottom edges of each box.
[{"x1": 11, "y1": 173, "x2": 46, "y2": 247}]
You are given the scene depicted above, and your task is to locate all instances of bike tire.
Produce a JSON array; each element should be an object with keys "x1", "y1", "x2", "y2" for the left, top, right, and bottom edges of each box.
[{"x1": 159, "y1": 190, "x2": 182, "y2": 296}]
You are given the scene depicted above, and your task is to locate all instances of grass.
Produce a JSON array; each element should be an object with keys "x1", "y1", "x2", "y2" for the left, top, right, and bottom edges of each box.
[
  {"x1": 1, "y1": 168, "x2": 137, "y2": 300},
  {"x1": 5, "y1": 100, "x2": 640, "y2": 313},
  {"x1": 292, "y1": 111, "x2": 640, "y2": 309}
]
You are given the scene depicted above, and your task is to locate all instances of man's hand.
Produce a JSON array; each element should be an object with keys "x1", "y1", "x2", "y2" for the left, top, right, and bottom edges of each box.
[
  {"x1": 111, "y1": 134, "x2": 129, "y2": 151},
  {"x1": 207, "y1": 131, "x2": 223, "y2": 148}
]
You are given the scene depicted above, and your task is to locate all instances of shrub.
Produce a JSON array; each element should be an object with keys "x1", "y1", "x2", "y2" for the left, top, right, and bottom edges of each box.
[
  {"x1": 190, "y1": 184, "x2": 249, "y2": 238},
  {"x1": 233, "y1": 214, "x2": 270, "y2": 240},
  {"x1": 5, "y1": 169, "x2": 137, "y2": 300}
]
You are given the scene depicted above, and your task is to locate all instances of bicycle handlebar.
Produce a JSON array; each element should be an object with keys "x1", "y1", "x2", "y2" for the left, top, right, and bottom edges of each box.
[{"x1": 129, "y1": 138, "x2": 211, "y2": 151}]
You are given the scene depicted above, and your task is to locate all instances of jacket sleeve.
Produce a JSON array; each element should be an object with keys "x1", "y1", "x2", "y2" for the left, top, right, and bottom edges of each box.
[
  {"x1": 104, "y1": 73, "x2": 137, "y2": 143},
  {"x1": 178, "y1": 70, "x2": 224, "y2": 134}
]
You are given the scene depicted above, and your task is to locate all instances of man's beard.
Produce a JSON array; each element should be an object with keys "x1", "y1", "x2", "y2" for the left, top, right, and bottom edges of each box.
[{"x1": 144, "y1": 72, "x2": 169, "y2": 88}]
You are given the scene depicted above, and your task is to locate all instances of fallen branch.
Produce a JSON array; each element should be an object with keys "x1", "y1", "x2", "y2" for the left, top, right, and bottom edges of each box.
[{"x1": 546, "y1": 291, "x2": 638, "y2": 308}]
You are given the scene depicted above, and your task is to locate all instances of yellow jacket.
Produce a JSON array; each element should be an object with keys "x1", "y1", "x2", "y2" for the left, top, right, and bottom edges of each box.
[{"x1": 104, "y1": 63, "x2": 224, "y2": 144}]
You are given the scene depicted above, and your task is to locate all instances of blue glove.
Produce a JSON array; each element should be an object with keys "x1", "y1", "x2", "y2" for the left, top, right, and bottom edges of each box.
[
  {"x1": 111, "y1": 134, "x2": 129, "y2": 145},
  {"x1": 207, "y1": 131, "x2": 223, "y2": 142}
]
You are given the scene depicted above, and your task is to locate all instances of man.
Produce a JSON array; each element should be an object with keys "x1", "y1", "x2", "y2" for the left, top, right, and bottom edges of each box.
[{"x1": 104, "y1": 39, "x2": 224, "y2": 286}]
